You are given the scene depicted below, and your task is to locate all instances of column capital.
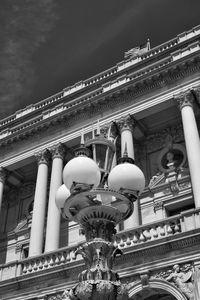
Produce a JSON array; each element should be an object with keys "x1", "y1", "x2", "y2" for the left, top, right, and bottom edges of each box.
[
  {"x1": 50, "y1": 143, "x2": 66, "y2": 160},
  {"x1": 175, "y1": 91, "x2": 194, "y2": 110},
  {"x1": 35, "y1": 149, "x2": 51, "y2": 166},
  {"x1": 101, "y1": 121, "x2": 118, "y2": 140},
  {"x1": 192, "y1": 86, "x2": 200, "y2": 103},
  {"x1": 0, "y1": 167, "x2": 9, "y2": 184},
  {"x1": 117, "y1": 115, "x2": 134, "y2": 133}
]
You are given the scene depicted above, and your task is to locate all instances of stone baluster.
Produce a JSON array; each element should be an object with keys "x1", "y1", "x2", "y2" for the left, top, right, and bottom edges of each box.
[
  {"x1": 118, "y1": 115, "x2": 140, "y2": 229},
  {"x1": 45, "y1": 143, "x2": 65, "y2": 252},
  {"x1": 29, "y1": 149, "x2": 50, "y2": 257},
  {"x1": 176, "y1": 91, "x2": 200, "y2": 208},
  {"x1": 0, "y1": 167, "x2": 8, "y2": 214}
]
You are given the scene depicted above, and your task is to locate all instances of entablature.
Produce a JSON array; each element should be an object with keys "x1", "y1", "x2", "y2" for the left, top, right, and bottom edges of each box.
[{"x1": 0, "y1": 25, "x2": 199, "y2": 138}]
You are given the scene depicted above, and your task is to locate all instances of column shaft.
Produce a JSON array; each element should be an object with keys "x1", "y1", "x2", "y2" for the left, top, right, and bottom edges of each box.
[
  {"x1": 118, "y1": 116, "x2": 140, "y2": 229},
  {"x1": 179, "y1": 96, "x2": 200, "y2": 207},
  {"x1": 121, "y1": 129, "x2": 135, "y2": 159},
  {"x1": 45, "y1": 144, "x2": 65, "y2": 252},
  {"x1": 29, "y1": 150, "x2": 49, "y2": 257}
]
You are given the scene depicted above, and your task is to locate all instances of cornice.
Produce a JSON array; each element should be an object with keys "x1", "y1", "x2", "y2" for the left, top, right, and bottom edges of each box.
[
  {"x1": 0, "y1": 36, "x2": 199, "y2": 138},
  {"x1": 0, "y1": 54, "x2": 200, "y2": 151},
  {"x1": 1, "y1": 78, "x2": 200, "y2": 168},
  {"x1": 0, "y1": 25, "x2": 199, "y2": 134}
]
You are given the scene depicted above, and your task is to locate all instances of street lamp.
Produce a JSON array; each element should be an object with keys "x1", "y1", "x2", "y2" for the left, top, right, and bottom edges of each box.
[{"x1": 56, "y1": 128, "x2": 145, "y2": 300}]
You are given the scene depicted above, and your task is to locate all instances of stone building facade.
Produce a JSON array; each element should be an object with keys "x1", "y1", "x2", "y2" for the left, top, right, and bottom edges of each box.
[{"x1": 0, "y1": 25, "x2": 200, "y2": 299}]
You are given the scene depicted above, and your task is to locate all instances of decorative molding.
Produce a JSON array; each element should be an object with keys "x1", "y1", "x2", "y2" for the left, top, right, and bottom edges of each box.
[
  {"x1": 153, "y1": 200, "x2": 164, "y2": 212},
  {"x1": 151, "y1": 264, "x2": 194, "y2": 299},
  {"x1": 35, "y1": 149, "x2": 51, "y2": 166},
  {"x1": 50, "y1": 143, "x2": 66, "y2": 160},
  {"x1": 176, "y1": 90, "x2": 194, "y2": 110},
  {"x1": 0, "y1": 53, "x2": 199, "y2": 150},
  {"x1": 117, "y1": 114, "x2": 134, "y2": 133},
  {"x1": 1, "y1": 79, "x2": 200, "y2": 169},
  {"x1": 140, "y1": 272, "x2": 150, "y2": 287},
  {"x1": 15, "y1": 243, "x2": 23, "y2": 254}
]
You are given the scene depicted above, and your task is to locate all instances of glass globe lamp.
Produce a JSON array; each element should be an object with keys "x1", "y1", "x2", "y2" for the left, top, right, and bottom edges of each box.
[
  {"x1": 108, "y1": 162, "x2": 145, "y2": 196},
  {"x1": 63, "y1": 155, "x2": 101, "y2": 191},
  {"x1": 55, "y1": 184, "x2": 70, "y2": 210}
]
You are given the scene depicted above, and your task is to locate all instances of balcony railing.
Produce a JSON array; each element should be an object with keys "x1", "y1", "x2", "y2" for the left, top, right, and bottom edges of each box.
[{"x1": 0, "y1": 207, "x2": 200, "y2": 281}]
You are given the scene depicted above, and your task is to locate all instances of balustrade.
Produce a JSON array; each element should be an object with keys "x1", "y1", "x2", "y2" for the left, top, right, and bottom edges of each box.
[{"x1": 0, "y1": 208, "x2": 199, "y2": 280}]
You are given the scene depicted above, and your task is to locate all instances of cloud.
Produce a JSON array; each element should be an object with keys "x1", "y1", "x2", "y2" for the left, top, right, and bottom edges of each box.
[
  {"x1": 64, "y1": 0, "x2": 149, "y2": 64},
  {"x1": 0, "y1": 0, "x2": 58, "y2": 119}
]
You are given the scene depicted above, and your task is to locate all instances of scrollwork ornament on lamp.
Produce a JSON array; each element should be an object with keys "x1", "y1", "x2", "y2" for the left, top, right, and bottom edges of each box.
[{"x1": 56, "y1": 126, "x2": 145, "y2": 300}]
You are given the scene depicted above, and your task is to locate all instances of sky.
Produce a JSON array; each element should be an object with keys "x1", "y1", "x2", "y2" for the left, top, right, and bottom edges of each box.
[{"x1": 0, "y1": 0, "x2": 200, "y2": 120}]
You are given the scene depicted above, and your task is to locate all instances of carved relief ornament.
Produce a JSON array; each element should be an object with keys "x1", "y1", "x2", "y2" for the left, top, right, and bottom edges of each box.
[
  {"x1": 50, "y1": 143, "x2": 66, "y2": 160},
  {"x1": 117, "y1": 115, "x2": 134, "y2": 133},
  {"x1": 152, "y1": 264, "x2": 194, "y2": 300},
  {"x1": 35, "y1": 149, "x2": 51, "y2": 165},
  {"x1": 175, "y1": 91, "x2": 194, "y2": 110}
]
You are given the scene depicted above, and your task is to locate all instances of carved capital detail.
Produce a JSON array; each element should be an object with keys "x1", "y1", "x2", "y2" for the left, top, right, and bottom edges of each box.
[
  {"x1": 192, "y1": 86, "x2": 200, "y2": 104},
  {"x1": 117, "y1": 115, "x2": 134, "y2": 133},
  {"x1": 0, "y1": 167, "x2": 9, "y2": 184},
  {"x1": 35, "y1": 149, "x2": 51, "y2": 166},
  {"x1": 101, "y1": 121, "x2": 119, "y2": 140},
  {"x1": 50, "y1": 143, "x2": 66, "y2": 160},
  {"x1": 175, "y1": 91, "x2": 194, "y2": 110}
]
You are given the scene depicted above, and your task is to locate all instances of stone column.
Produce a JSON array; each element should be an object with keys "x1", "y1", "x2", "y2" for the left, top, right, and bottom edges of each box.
[
  {"x1": 118, "y1": 115, "x2": 140, "y2": 229},
  {"x1": 177, "y1": 91, "x2": 200, "y2": 208},
  {"x1": 45, "y1": 143, "x2": 65, "y2": 252},
  {"x1": 0, "y1": 167, "x2": 8, "y2": 214},
  {"x1": 29, "y1": 149, "x2": 50, "y2": 257}
]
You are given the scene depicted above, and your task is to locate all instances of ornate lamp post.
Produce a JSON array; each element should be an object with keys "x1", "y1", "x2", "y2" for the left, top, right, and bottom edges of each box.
[{"x1": 56, "y1": 131, "x2": 145, "y2": 300}]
